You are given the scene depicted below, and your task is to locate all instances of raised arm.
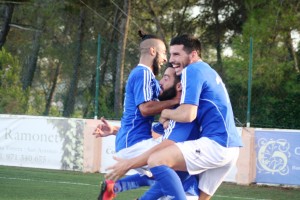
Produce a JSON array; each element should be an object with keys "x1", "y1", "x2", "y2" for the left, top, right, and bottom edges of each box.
[{"x1": 93, "y1": 117, "x2": 120, "y2": 138}]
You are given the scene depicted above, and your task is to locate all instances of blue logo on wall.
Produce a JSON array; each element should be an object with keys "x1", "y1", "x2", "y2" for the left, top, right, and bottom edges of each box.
[
  {"x1": 257, "y1": 138, "x2": 290, "y2": 175},
  {"x1": 255, "y1": 130, "x2": 300, "y2": 186}
]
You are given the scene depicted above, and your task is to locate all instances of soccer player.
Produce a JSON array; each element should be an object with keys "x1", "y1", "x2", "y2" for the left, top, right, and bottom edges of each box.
[
  {"x1": 94, "y1": 31, "x2": 199, "y2": 200},
  {"x1": 94, "y1": 65, "x2": 199, "y2": 200},
  {"x1": 93, "y1": 31, "x2": 173, "y2": 199},
  {"x1": 105, "y1": 34, "x2": 243, "y2": 200}
]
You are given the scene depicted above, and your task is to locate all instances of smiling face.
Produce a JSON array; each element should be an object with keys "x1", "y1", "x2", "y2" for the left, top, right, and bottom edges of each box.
[
  {"x1": 140, "y1": 38, "x2": 167, "y2": 76},
  {"x1": 158, "y1": 66, "x2": 180, "y2": 101},
  {"x1": 152, "y1": 41, "x2": 167, "y2": 75},
  {"x1": 168, "y1": 34, "x2": 202, "y2": 75},
  {"x1": 169, "y1": 44, "x2": 191, "y2": 75}
]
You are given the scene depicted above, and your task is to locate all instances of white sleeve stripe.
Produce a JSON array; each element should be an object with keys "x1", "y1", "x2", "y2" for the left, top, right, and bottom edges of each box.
[
  {"x1": 143, "y1": 70, "x2": 152, "y2": 101},
  {"x1": 163, "y1": 120, "x2": 176, "y2": 139},
  {"x1": 180, "y1": 69, "x2": 187, "y2": 104},
  {"x1": 148, "y1": 70, "x2": 152, "y2": 100},
  {"x1": 143, "y1": 70, "x2": 148, "y2": 100}
]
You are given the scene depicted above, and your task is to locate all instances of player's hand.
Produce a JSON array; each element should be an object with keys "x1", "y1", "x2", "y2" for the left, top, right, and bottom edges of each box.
[
  {"x1": 92, "y1": 117, "x2": 114, "y2": 137},
  {"x1": 104, "y1": 156, "x2": 130, "y2": 181},
  {"x1": 159, "y1": 116, "x2": 170, "y2": 129}
]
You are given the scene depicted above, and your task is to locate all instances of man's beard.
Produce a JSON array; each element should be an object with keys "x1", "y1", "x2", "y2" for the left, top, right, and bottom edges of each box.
[
  {"x1": 152, "y1": 54, "x2": 159, "y2": 76},
  {"x1": 159, "y1": 85, "x2": 177, "y2": 101}
]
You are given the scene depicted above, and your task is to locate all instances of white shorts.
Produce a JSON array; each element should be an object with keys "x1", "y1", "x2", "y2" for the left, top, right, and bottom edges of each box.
[
  {"x1": 116, "y1": 137, "x2": 199, "y2": 199},
  {"x1": 116, "y1": 136, "x2": 162, "y2": 159},
  {"x1": 116, "y1": 137, "x2": 162, "y2": 177},
  {"x1": 176, "y1": 137, "x2": 240, "y2": 196}
]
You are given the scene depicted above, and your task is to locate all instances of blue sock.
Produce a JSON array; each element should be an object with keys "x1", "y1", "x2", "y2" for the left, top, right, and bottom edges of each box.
[
  {"x1": 176, "y1": 171, "x2": 200, "y2": 196},
  {"x1": 176, "y1": 171, "x2": 190, "y2": 182},
  {"x1": 150, "y1": 165, "x2": 186, "y2": 200},
  {"x1": 139, "y1": 182, "x2": 164, "y2": 200},
  {"x1": 114, "y1": 173, "x2": 155, "y2": 193}
]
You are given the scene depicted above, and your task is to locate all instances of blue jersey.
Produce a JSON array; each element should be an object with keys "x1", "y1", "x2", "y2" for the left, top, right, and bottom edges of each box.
[
  {"x1": 180, "y1": 61, "x2": 242, "y2": 147},
  {"x1": 152, "y1": 123, "x2": 165, "y2": 135},
  {"x1": 115, "y1": 64, "x2": 160, "y2": 152},
  {"x1": 152, "y1": 121, "x2": 199, "y2": 143},
  {"x1": 163, "y1": 120, "x2": 199, "y2": 142}
]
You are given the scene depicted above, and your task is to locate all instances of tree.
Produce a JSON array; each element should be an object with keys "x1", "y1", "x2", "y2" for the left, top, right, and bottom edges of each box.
[
  {"x1": 197, "y1": 0, "x2": 247, "y2": 77},
  {"x1": 43, "y1": 60, "x2": 61, "y2": 115},
  {"x1": 113, "y1": 0, "x2": 131, "y2": 117},
  {"x1": 227, "y1": 0, "x2": 300, "y2": 128},
  {"x1": 63, "y1": 5, "x2": 85, "y2": 117},
  {"x1": 0, "y1": 3, "x2": 14, "y2": 50},
  {"x1": 21, "y1": 13, "x2": 43, "y2": 91}
]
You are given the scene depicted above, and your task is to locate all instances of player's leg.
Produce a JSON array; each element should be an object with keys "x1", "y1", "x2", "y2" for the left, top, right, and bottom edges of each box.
[
  {"x1": 138, "y1": 181, "x2": 164, "y2": 200},
  {"x1": 148, "y1": 144, "x2": 188, "y2": 200},
  {"x1": 200, "y1": 147, "x2": 239, "y2": 200},
  {"x1": 99, "y1": 138, "x2": 161, "y2": 200},
  {"x1": 176, "y1": 137, "x2": 240, "y2": 200},
  {"x1": 198, "y1": 192, "x2": 210, "y2": 200},
  {"x1": 114, "y1": 173, "x2": 155, "y2": 192},
  {"x1": 138, "y1": 171, "x2": 199, "y2": 200},
  {"x1": 99, "y1": 174, "x2": 155, "y2": 200}
]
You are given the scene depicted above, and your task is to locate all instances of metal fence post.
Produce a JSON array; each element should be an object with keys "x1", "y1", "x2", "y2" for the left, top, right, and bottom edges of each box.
[
  {"x1": 94, "y1": 34, "x2": 101, "y2": 119},
  {"x1": 246, "y1": 37, "x2": 253, "y2": 127}
]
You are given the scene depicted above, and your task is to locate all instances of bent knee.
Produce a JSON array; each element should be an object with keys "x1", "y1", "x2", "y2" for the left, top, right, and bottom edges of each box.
[{"x1": 148, "y1": 152, "x2": 166, "y2": 168}]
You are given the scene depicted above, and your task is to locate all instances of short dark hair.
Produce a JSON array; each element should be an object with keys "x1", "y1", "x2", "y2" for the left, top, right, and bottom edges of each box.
[
  {"x1": 138, "y1": 30, "x2": 160, "y2": 41},
  {"x1": 170, "y1": 34, "x2": 201, "y2": 56},
  {"x1": 166, "y1": 63, "x2": 181, "y2": 84}
]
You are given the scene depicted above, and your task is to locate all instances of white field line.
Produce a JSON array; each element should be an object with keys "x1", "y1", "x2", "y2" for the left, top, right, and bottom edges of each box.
[
  {"x1": 0, "y1": 176, "x2": 98, "y2": 187},
  {"x1": 213, "y1": 195, "x2": 272, "y2": 200},
  {"x1": 0, "y1": 176, "x2": 272, "y2": 200}
]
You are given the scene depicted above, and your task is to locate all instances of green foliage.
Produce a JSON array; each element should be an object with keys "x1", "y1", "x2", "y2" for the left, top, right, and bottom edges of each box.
[
  {"x1": 98, "y1": 85, "x2": 116, "y2": 118},
  {"x1": 26, "y1": 90, "x2": 46, "y2": 115},
  {"x1": 1, "y1": 0, "x2": 299, "y2": 129},
  {"x1": 223, "y1": 56, "x2": 249, "y2": 125},
  {"x1": 0, "y1": 49, "x2": 28, "y2": 114},
  {"x1": 227, "y1": 0, "x2": 300, "y2": 128}
]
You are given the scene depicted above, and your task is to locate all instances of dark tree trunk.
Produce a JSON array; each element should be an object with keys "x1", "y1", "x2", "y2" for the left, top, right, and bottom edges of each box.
[
  {"x1": 113, "y1": 0, "x2": 131, "y2": 117},
  {"x1": 0, "y1": 3, "x2": 14, "y2": 50},
  {"x1": 100, "y1": 8, "x2": 120, "y2": 87},
  {"x1": 146, "y1": 1, "x2": 167, "y2": 45},
  {"x1": 213, "y1": 1, "x2": 223, "y2": 77},
  {"x1": 44, "y1": 61, "x2": 61, "y2": 116},
  {"x1": 21, "y1": 16, "x2": 43, "y2": 91},
  {"x1": 63, "y1": 7, "x2": 85, "y2": 117},
  {"x1": 285, "y1": 32, "x2": 299, "y2": 73}
]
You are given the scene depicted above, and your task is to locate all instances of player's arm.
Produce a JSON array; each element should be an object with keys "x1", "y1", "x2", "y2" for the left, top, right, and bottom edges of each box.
[
  {"x1": 159, "y1": 65, "x2": 200, "y2": 123},
  {"x1": 93, "y1": 117, "x2": 120, "y2": 138},
  {"x1": 139, "y1": 98, "x2": 179, "y2": 117},
  {"x1": 160, "y1": 104, "x2": 197, "y2": 123}
]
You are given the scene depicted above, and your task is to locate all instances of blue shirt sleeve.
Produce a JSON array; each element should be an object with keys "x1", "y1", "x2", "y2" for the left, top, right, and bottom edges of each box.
[
  {"x1": 180, "y1": 65, "x2": 203, "y2": 106},
  {"x1": 132, "y1": 68, "x2": 159, "y2": 106}
]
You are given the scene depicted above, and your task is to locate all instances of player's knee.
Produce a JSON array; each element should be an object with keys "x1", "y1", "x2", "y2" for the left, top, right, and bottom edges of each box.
[{"x1": 148, "y1": 152, "x2": 165, "y2": 168}]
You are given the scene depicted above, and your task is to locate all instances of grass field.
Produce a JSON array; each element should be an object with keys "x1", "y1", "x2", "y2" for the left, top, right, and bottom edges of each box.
[{"x1": 0, "y1": 165, "x2": 299, "y2": 200}]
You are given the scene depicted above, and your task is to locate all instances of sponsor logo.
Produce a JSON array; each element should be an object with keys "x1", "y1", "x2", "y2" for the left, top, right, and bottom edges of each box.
[
  {"x1": 257, "y1": 138, "x2": 290, "y2": 175},
  {"x1": 3, "y1": 128, "x2": 61, "y2": 143}
]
